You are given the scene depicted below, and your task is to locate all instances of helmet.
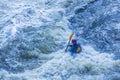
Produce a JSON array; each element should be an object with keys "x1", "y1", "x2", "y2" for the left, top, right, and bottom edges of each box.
[{"x1": 72, "y1": 39, "x2": 77, "y2": 44}]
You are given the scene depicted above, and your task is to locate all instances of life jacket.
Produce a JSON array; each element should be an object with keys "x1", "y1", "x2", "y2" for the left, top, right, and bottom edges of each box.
[{"x1": 70, "y1": 44, "x2": 82, "y2": 53}]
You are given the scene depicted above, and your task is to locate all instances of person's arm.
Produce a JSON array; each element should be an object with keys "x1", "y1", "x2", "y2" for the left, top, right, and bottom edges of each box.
[
  {"x1": 76, "y1": 44, "x2": 82, "y2": 52},
  {"x1": 68, "y1": 45, "x2": 72, "y2": 47}
]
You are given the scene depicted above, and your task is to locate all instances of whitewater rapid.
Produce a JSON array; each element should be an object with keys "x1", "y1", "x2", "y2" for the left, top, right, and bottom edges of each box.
[
  {"x1": 0, "y1": 0, "x2": 120, "y2": 80},
  {"x1": 1, "y1": 46, "x2": 120, "y2": 80}
]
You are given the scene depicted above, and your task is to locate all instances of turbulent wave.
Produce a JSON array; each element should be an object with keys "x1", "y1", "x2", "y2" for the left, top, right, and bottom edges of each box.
[
  {"x1": 68, "y1": 0, "x2": 120, "y2": 58},
  {"x1": 0, "y1": 0, "x2": 71, "y2": 72},
  {"x1": 1, "y1": 46, "x2": 120, "y2": 80},
  {"x1": 0, "y1": 0, "x2": 120, "y2": 80}
]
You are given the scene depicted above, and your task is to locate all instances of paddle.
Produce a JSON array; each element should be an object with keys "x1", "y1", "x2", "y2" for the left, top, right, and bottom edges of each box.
[{"x1": 65, "y1": 32, "x2": 74, "y2": 52}]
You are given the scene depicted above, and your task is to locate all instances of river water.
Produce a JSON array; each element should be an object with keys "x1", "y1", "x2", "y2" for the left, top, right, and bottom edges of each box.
[{"x1": 0, "y1": 0, "x2": 120, "y2": 80}]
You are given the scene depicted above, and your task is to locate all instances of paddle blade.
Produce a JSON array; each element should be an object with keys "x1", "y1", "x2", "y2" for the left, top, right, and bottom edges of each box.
[{"x1": 69, "y1": 33, "x2": 74, "y2": 40}]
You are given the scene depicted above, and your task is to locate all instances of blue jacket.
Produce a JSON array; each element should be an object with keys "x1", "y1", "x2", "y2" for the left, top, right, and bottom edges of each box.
[{"x1": 69, "y1": 43, "x2": 81, "y2": 53}]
